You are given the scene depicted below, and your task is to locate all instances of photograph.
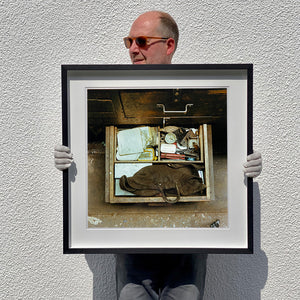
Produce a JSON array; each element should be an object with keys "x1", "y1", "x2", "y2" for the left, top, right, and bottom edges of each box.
[{"x1": 87, "y1": 88, "x2": 227, "y2": 229}]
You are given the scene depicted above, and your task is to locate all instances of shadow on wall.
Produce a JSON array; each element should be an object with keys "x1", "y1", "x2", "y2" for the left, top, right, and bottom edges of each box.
[
  {"x1": 203, "y1": 183, "x2": 268, "y2": 299},
  {"x1": 85, "y1": 254, "x2": 116, "y2": 300}
]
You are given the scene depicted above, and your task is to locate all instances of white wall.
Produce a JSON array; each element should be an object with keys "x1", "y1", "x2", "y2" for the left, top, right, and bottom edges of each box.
[{"x1": 1, "y1": 1, "x2": 299, "y2": 299}]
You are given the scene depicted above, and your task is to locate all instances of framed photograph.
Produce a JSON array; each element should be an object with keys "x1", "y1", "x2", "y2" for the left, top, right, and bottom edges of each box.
[{"x1": 62, "y1": 64, "x2": 253, "y2": 254}]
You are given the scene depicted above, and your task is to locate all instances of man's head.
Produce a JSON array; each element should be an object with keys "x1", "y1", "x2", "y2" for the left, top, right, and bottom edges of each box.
[{"x1": 124, "y1": 11, "x2": 179, "y2": 65}]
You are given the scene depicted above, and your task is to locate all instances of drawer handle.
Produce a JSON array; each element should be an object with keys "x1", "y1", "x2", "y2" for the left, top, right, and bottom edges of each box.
[{"x1": 157, "y1": 103, "x2": 193, "y2": 114}]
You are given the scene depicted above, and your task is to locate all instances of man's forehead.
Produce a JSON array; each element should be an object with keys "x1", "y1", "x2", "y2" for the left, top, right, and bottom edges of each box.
[{"x1": 129, "y1": 15, "x2": 161, "y2": 36}]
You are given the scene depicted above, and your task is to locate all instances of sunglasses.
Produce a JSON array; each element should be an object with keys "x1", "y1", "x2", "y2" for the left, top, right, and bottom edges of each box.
[{"x1": 123, "y1": 36, "x2": 169, "y2": 49}]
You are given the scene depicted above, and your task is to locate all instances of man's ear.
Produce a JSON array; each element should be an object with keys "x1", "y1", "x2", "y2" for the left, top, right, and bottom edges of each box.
[{"x1": 166, "y1": 38, "x2": 176, "y2": 56}]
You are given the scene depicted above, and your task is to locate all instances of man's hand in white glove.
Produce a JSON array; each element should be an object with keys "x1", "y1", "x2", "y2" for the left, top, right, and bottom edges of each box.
[
  {"x1": 243, "y1": 151, "x2": 262, "y2": 178},
  {"x1": 54, "y1": 145, "x2": 73, "y2": 171}
]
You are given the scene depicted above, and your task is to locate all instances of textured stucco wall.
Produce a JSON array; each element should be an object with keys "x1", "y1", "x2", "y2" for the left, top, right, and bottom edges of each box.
[{"x1": 1, "y1": 1, "x2": 299, "y2": 299}]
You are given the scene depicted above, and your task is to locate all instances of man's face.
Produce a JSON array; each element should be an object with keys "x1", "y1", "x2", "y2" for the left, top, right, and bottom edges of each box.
[{"x1": 128, "y1": 15, "x2": 173, "y2": 64}]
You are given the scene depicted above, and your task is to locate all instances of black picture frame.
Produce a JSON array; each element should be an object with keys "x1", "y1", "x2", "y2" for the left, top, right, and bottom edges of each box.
[{"x1": 62, "y1": 64, "x2": 253, "y2": 254}]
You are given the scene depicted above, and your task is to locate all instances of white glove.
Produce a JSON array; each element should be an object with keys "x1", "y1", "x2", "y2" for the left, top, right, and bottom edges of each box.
[
  {"x1": 54, "y1": 145, "x2": 73, "y2": 171},
  {"x1": 243, "y1": 151, "x2": 262, "y2": 178}
]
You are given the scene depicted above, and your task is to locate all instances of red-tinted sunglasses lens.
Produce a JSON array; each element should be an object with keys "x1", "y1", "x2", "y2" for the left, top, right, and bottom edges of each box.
[
  {"x1": 135, "y1": 37, "x2": 147, "y2": 47},
  {"x1": 124, "y1": 37, "x2": 132, "y2": 48}
]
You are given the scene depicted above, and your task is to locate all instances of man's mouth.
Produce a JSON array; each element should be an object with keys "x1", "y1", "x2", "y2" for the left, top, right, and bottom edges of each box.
[{"x1": 133, "y1": 58, "x2": 145, "y2": 64}]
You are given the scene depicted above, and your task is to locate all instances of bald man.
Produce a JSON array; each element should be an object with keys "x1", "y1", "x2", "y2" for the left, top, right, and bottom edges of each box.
[{"x1": 55, "y1": 11, "x2": 262, "y2": 300}]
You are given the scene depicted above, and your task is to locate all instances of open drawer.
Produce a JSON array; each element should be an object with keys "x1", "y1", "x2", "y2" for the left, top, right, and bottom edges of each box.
[{"x1": 105, "y1": 124, "x2": 215, "y2": 203}]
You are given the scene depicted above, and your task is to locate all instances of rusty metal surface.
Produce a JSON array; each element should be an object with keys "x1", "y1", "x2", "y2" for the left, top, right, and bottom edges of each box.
[{"x1": 88, "y1": 89, "x2": 227, "y2": 129}]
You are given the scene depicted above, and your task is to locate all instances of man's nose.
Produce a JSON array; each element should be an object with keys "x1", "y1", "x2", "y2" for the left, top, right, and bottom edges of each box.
[{"x1": 129, "y1": 40, "x2": 140, "y2": 53}]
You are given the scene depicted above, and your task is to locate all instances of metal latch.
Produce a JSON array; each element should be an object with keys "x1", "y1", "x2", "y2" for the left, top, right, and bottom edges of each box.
[{"x1": 157, "y1": 103, "x2": 193, "y2": 114}]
